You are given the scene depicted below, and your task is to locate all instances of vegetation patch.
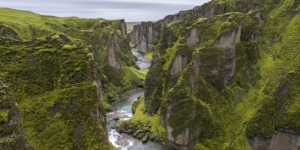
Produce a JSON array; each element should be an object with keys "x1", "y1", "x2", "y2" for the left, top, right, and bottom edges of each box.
[{"x1": 115, "y1": 95, "x2": 166, "y2": 143}]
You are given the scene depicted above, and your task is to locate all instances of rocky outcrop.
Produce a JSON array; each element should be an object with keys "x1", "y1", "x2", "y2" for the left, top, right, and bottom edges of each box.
[
  {"x1": 187, "y1": 28, "x2": 199, "y2": 46},
  {"x1": 129, "y1": 0, "x2": 262, "y2": 54},
  {"x1": 269, "y1": 130, "x2": 300, "y2": 150},
  {"x1": 108, "y1": 40, "x2": 121, "y2": 70},
  {"x1": 249, "y1": 130, "x2": 300, "y2": 150},
  {"x1": 0, "y1": 78, "x2": 31, "y2": 149},
  {"x1": 119, "y1": 19, "x2": 127, "y2": 38},
  {"x1": 115, "y1": 120, "x2": 164, "y2": 143},
  {"x1": 129, "y1": 22, "x2": 161, "y2": 54},
  {"x1": 170, "y1": 55, "x2": 188, "y2": 76},
  {"x1": 215, "y1": 25, "x2": 242, "y2": 48},
  {"x1": 215, "y1": 25, "x2": 242, "y2": 84},
  {"x1": 249, "y1": 136, "x2": 271, "y2": 150},
  {"x1": 0, "y1": 8, "x2": 138, "y2": 149},
  {"x1": 141, "y1": 0, "x2": 300, "y2": 149},
  {"x1": 0, "y1": 25, "x2": 20, "y2": 40}
]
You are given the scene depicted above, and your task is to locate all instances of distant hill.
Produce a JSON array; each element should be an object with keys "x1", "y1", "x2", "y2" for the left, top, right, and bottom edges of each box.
[{"x1": 127, "y1": 22, "x2": 140, "y2": 33}]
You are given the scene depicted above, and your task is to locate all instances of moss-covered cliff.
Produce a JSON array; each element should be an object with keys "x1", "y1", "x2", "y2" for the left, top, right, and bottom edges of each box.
[
  {"x1": 129, "y1": 0, "x2": 264, "y2": 54},
  {"x1": 130, "y1": 0, "x2": 300, "y2": 149},
  {"x1": 0, "y1": 8, "x2": 139, "y2": 149}
]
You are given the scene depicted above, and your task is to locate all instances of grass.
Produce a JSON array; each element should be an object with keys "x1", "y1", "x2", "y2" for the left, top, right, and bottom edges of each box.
[
  {"x1": 124, "y1": 67, "x2": 148, "y2": 81},
  {"x1": 0, "y1": 110, "x2": 9, "y2": 123},
  {"x1": 0, "y1": 8, "x2": 120, "y2": 40},
  {"x1": 162, "y1": 40, "x2": 179, "y2": 70},
  {"x1": 131, "y1": 95, "x2": 166, "y2": 138},
  {"x1": 145, "y1": 52, "x2": 153, "y2": 60}
]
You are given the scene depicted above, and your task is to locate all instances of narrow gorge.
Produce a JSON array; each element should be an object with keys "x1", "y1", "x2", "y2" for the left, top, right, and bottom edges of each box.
[
  {"x1": 0, "y1": 0, "x2": 300, "y2": 150},
  {"x1": 106, "y1": 50, "x2": 165, "y2": 149}
]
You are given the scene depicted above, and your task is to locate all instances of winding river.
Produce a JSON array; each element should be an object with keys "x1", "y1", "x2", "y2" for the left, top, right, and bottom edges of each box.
[{"x1": 106, "y1": 51, "x2": 165, "y2": 150}]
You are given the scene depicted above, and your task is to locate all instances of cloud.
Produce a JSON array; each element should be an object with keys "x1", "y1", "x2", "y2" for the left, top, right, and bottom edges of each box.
[{"x1": 1, "y1": 0, "x2": 210, "y2": 21}]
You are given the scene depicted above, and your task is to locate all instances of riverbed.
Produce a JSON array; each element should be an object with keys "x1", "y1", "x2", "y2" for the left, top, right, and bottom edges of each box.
[{"x1": 106, "y1": 50, "x2": 165, "y2": 150}]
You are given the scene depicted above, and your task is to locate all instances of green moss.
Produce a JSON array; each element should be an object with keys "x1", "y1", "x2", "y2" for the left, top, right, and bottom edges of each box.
[
  {"x1": 102, "y1": 101, "x2": 112, "y2": 110},
  {"x1": 191, "y1": 18, "x2": 208, "y2": 26},
  {"x1": 18, "y1": 83, "x2": 114, "y2": 149},
  {"x1": 162, "y1": 40, "x2": 180, "y2": 71},
  {"x1": 123, "y1": 67, "x2": 148, "y2": 86},
  {"x1": 130, "y1": 42, "x2": 136, "y2": 49},
  {"x1": 0, "y1": 110, "x2": 9, "y2": 123},
  {"x1": 145, "y1": 52, "x2": 153, "y2": 60},
  {"x1": 130, "y1": 95, "x2": 166, "y2": 139},
  {"x1": 141, "y1": 0, "x2": 300, "y2": 149},
  {"x1": 246, "y1": 71, "x2": 300, "y2": 138},
  {"x1": 0, "y1": 8, "x2": 139, "y2": 150},
  {"x1": 131, "y1": 97, "x2": 142, "y2": 114},
  {"x1": 193, "y1": 143, "x2": 210, "y2": 150},
  {"x1": 62, "y1": 44, "x2": 77, "y2": 50},
  {"x1": 166, "y1": 87, "x2": 196, "y2": 137}
]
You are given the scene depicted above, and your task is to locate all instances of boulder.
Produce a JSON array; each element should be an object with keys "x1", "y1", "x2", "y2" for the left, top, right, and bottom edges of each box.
[
  {"x1": 115, "y1": 125, "x2": 124, "y2": 133},
  {"x1": 113, "y1": 116, "x2": 120, "y2": 121},
  {"x1": 142, "y1": 132, "x2": 150, "y2": 143},
  {"x1": 137, "y1": 132, "x2": 145, "y2": 140},
  {"x1": 149, "y1": 133, "x2": 156, "y2": 141}
]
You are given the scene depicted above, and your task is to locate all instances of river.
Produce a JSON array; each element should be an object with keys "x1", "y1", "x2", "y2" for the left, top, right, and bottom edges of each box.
[{"x1": 106, "y1": 50, "x2": 165, "y2": 150}]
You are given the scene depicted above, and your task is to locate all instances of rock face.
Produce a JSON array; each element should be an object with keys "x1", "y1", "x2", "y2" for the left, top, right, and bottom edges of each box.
[
  {"x1": 170, "y1": 55, "x2": 187, "y2": 76},
  {"x1": 215, "y1": 25, "x2": 242, "y2": 84},
  {"x1": 269, "y1": 131, "x2": 300, "y2": 150},
  {"x1": 0, "y1": 25, "x2": 20, "y2": 40},
  {"x1": 138, "y1": 0, "x2": 300, "y2": 149},
  {"x1": 108, "y1": 39, "x2": 121, "y2": 70},
  {"x1": 0, "y1": 8, "x2": 137, "y2": 149},
  {"x1": 249, "y1": 130, "x2": 300, "y2": 150},
  {"x1": 129, "y1": 22, "x2": 161, "y2": 54},
  {"x1": 119, "y1": 19, "x2": 127, "y2": 38},
  {"x1": 0, "y1": 78, "x2": 31, "y2": 149},
  {"x1": 129, "y1": 0, "x2": 262, "y2": 54},
  {"x1": 187, "y1": 28, "x2": 199, "y2": 46}
]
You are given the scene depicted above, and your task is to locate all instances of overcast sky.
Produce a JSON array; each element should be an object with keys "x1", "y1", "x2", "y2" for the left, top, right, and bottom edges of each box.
[{"x1": 1, "y1": 0, "x2": 210, "y2": 22}]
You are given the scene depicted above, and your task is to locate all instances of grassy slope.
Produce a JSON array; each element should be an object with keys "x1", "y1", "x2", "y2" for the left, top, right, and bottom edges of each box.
[
  {"x1": 0, "y1": 8, "x2": 140, "y2": 149},
  {"x1": 0, "y1": 8, "x2": 113, "y2": 40},
  {"x1": 1, "y1": 8, "x2": 142, "y2": 107}
]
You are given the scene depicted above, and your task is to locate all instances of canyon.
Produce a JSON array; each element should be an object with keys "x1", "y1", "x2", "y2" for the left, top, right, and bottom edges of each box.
[{"x1": 0, "y1": 0, "x2": 300, "y2": 149}]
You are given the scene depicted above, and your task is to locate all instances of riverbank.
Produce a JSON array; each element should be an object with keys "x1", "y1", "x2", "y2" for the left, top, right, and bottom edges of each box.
[
  {"x1": 106, "y1": 50, "x2": 166, "y2": 150},
  {"x1": 114, "y1": 95, "x2": 166, "y2": 143}
]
